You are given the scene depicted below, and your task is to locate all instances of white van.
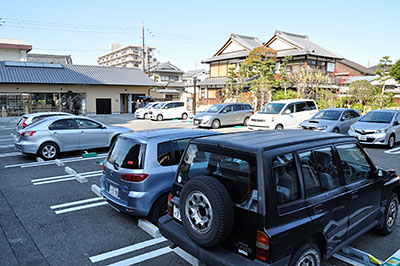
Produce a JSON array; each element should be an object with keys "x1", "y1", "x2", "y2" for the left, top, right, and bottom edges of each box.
[
  {"x1": 149, "y1": 101, "x2": 189, "y2": 121},
  {"x1": 248, "y1": 99, "x2": 318, "y2": 130}
]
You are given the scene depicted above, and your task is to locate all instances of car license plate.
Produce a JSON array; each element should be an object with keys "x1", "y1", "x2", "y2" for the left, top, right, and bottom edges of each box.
[
  {"x1": 173, "y1": 205, "x2": 182, "y2": 221},
  {"x1": 109, "y1": 184, "x2": 119, "y2": 198},
  {"x1": 358, "y1": 136, "x2": 367, "y2": 141},
  {"x1": 194, "y1": 120, "x2": 200, "y2": 124}
]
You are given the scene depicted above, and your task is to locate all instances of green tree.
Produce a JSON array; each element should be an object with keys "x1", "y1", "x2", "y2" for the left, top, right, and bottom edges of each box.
[
  {"x1": 239, "y1": 47, "x2": 289, "y2": 110},
  {"x1": 273, "y1": 89, "x2": 297, "y2": 100},
  {"x1": 225, "y1": 65, "x2": 241, "y2": 101},
  {"x1": 289, "y1": 67, "x2": 331, "y2": 99},
  {"x1": 375, "y1": 56, "x2": 392, "y2": 95},
  {"x1": 389, "y1": 59, "x2": 400, "y2": 83}
]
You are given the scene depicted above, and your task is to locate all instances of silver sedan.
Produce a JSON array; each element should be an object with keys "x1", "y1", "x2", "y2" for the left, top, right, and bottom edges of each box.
[{"x1": 15, "y1": 116, "x2": 132, "y2": 160}]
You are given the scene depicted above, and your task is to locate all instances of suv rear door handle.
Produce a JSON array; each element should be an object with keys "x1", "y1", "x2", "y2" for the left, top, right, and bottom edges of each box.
[
  {"x1": 351, "y1": 191, "x2": 358, "y2": 200},
  {"x1": 313, "y1": 204, "x2": 323, "y2": 214}
]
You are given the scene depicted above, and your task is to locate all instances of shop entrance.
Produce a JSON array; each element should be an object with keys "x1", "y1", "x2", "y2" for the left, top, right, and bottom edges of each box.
[{"x1": 96, "y1": 98, "x2": 111, "y2": 114}]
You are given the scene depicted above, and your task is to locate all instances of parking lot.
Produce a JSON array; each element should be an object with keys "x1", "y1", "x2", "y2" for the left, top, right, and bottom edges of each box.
[{"x1": 1, "y1": 115, "x2": 399, "y2": 266}]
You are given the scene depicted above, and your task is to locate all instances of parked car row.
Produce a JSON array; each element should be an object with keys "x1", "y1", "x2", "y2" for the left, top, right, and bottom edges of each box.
[{"x1": 135, "y1": 101, "x2": 189, "y2": 121}]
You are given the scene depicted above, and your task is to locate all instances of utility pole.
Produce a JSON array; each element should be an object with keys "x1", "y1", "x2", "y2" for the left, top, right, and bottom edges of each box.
[
  {"x1": 142, "y1": 20, "x2": 145, "y2": 73},
  {"x1": 193, "y1": 78, "x2": 197, "y2": 115}
]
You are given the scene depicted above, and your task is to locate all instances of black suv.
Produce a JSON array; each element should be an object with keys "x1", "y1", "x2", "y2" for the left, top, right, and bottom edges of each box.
[{"x1": 159, "y1": 130, "x2": 399, "y2": 266}]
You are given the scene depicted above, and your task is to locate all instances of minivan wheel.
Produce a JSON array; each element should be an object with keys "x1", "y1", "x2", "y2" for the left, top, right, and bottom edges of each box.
[
  {"x1": 289, "y1": 242, "x2": 321, "y2": 266},
  {"x1": 387, "y1": 134, "x2": 395, "y2": 149},
  {"x1": 157, "y1": 114, "x2": 163, "y2": 121},
  {"x1": 180, "y1": 176, "x2": 233, "y2": 247},
  {"x1": 182, "y1": 113, "x2": 188, "y2": 120},
  {"x1": 148, "y1": 194, "x2": 168, "y2": 225},
  {"x1": 333, "y1": 128, "x2": 340, "y2": 133},
  {"x1": 211, "y1": 119, "x2": 220, "y2": 129},
  {"x1": 243, "y1": 117, "x2": 250, "y2": 126},
  {"x1": 275, "y1": 124, "x2": 284, "y2": 130},
  {"x1": 380, "y1": 192, "x2": 398, "y2": 235},
  {"x1": 39, "y1": 142, "x2": 59, "y2": 160}
]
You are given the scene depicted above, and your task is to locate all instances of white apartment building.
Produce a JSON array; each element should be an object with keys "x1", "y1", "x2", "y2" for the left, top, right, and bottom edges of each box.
[
  {"x1": 0, "y1": 38, "x2": 32, "y2": 62},
  {"x1": 97, "y1": 43, "x2": 156, "y2": 69}
]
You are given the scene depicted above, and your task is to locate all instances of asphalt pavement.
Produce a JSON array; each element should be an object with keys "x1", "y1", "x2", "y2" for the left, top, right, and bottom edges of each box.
[{"x1": 0, "y1": 114, "x2": 399, "y2": 266}]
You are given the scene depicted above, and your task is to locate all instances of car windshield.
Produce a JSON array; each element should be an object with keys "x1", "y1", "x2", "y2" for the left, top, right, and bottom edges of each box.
[
  {"x1": 360, "y1": 111, "x2": 394, "y2": 123},
  {"x1": 143, "y1": 103, "x2": 152, "y2": 108},
  {"x1": 107, "y1": 138, "x2": 146, "y2": 169},
  {"x1": 204, "y1": 104, "x2": 224, "y2": 113},
  {"x1": 153, "y1": 103, "x2": 166, "y2": 109},
  {"x1": 312, "y1": 110, "x2": 341, "y2": 121},
  {"x1": 259, "y1": 103, "x2": 286, "y2": 114}
]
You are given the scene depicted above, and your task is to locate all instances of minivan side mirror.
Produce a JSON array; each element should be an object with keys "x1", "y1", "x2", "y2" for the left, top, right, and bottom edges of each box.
[
  {"x1": 394, "y1": 121, "x2": 399, "y2": 126},
  {"x1": 377, "y1": 168, "x2": 398, "y2": 181},
  {"x1": 284, "y1": 109, "x2": 291, "y2": 114}
]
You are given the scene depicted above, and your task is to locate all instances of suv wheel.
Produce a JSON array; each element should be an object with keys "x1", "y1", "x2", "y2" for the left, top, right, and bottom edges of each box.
[
  {"x1": 289, "y1": 242, "x2": 321, "y2": 266},
  {"x1": 275, "y1": 124, "x2": 284, "y2": 130},
  {"x1": 182, "y1": 113, "x2": 188, "y2": 120},
  {"x1": 211, "y1": 119, "x2": 220, "y2": 129},
  {"x1": 39, "y1": 142, "x2": 59, "y2": 160},
  {"x1": 381, "y1": 192, "x2": 398, "y2": 235},
  {"x1": 387, "y1": 134, "x2": 395, "y2": 149},
  {"x1": 157, "y1": 114, "x2": 163, "y2": 121},
  {"x1": 148, "y1": 194, "x2": 168, "y2": 225},
  {"x1": 180, "y1": 176, "x2": 233, "y2": 247},
  {"x1": 243, "y1": 117, "x2": 250, "y2": 126}
]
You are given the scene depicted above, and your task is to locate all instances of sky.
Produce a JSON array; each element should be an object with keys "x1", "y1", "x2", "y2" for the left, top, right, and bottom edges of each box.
[{"x1": 1, "y1": 0, "x2": 399, "y2": 72}]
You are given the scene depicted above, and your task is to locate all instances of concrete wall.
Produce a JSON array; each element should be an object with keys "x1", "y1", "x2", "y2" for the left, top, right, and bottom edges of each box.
[
  {"x1": 0, "y1": 84, "x2": 149, "y2": 114},
  {"x1": 0, "y1": 48, "x2": 26, "y2": 61}
]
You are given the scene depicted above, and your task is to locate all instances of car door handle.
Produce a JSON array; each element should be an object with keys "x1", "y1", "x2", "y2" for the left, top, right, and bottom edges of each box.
[
  {"x1": 80, "y1": 131, "x2": 85, "y2": 134},
  {"x1": 53, "y1": 132, "x2": 58, "y2": 135},
  {"x1": 313, "y1": 204, "x2": 323, "y2": 214},
  {"x1": 351, "y1": 191, "x2": 359, "y2": 200}
]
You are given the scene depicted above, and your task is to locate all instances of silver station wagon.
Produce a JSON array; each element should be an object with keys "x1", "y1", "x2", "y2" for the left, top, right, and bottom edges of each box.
[
  {"x1": 15, "y1": 116, "x2": 132, "y2": 160},
  {"x1": 193, "y1": 103, "x2": 254, "y2": 129}
]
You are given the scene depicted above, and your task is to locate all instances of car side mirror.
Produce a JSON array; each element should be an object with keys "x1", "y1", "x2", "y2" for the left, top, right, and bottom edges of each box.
[
  {"x1": 377, "y1": 168, "x2": 397, "y2": 181},
  {"x1": 102, "y1": 125, "x2": 107, "y2": 129},
  {"x1": 394, "y1": 121, "x2": 399, "y2": 126},
  {"x1": 284, "y1": 109, "x2": 291, "y2": 114},
  {"x1": 340, "y1": 117, "x2": 345, "y2": 121}
]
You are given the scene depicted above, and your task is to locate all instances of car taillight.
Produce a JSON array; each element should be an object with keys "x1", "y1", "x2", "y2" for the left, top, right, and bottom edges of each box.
[
  {"x1": 256, "y1": 230, "x2": 269, "y2": 262},
  {"x1": 21, "y1": 131, "x2": 36, "y2": 137},
  {"x1": 22, "y1": 118, "x2": 28, "y2": 128},
  {"x1": 121, "y1": 173, "x2": 148, "y2": 182},
  {"x1": 251, "y1": 111, "x2": 254, "y2": 114},
  {"x1": 102, "y1": 161, "x2": 106, "y2": 172},
  {"x1": 167, "y1": 193, "x2": 173, "y2": 216}
]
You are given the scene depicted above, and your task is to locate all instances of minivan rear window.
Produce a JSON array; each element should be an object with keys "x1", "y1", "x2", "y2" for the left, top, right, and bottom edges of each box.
[
  {"x1": 107, "y1": 138, "x2": 145, "y2": 169},
  {"x1": 177, "y1": 144, "x2": 257, "y2": 203}
]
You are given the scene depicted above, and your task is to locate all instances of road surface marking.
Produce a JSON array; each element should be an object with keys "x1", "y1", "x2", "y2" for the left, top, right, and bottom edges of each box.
[
  {"x1": 0, "y1": 144, "x2": 15, "y2": 149},
  {"x1": 5, "y1": 154, "x2": 107, "y2": 168},
  {"x1": 89, "y1": 237, "x2": 167, "y2": 263},
  {"x1": 32, "y1": 170, "x2": 102, "y2": 185},
  {"x1": 384, "y1": 147, "x2": 400, "y2": 154},
  {"x1": 0, "y1": 152, "x2": 22, "y2": 158},
  {"x1": 107, "y1": 247, "x2": 172, "y2": 266},
  {"x1": 0, "y1": 138, "x2": 14, "y2": 142},
  {"x1": 51, "y1": 197, "x2": 104, "y2": 209}
]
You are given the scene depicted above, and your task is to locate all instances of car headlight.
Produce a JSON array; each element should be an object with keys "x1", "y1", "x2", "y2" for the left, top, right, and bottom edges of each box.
[
  {"x1": 317, "y1": 126, "x2": 327, "y2": 130},
  {"x1": 376, "y1": 128, "x2": 388, "y2": 134}
]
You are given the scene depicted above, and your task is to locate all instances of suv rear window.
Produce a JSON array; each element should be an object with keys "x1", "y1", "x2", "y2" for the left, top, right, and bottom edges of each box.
[
  {"x1": 107, "y1": 138, "x2": 145, "y2": 169},
  {"x1": 177, "y1": 144, "x2": 257, "y2": 203}
]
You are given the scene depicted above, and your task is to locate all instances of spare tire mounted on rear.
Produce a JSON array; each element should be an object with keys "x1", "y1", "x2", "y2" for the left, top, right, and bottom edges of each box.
[{"x1": 180, "y1": 175, "x2": 233, "y2": 248}]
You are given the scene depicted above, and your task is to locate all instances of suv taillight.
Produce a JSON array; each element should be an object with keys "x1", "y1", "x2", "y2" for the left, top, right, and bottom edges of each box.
[
  {"x1": 121, "y1": 173, "x2": 148, "y2": 182},
  {"x1": 167, "y1": 193, "x2": 173, "y2": 216},
  {"x1": 21, "y1": 131, "x2": 36, "y2": 137},
  {"x1": 256, "y1": 230, "x2": 269, "y2": 262},
  {"x1": 22, "y1": 118, "x2": 28, "y2": 128}
]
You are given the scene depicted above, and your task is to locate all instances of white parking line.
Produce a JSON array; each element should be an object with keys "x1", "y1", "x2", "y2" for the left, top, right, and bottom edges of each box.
[
  {"x1": 0, "y1": 144, "x2": 15, "y2": 149},
  {"x1": 32, "y1": 170, "x2": 102, "y2": 185},
  {"x1": 384, "y1": 147, "x2": 400, "y2": 154},
  {"x1": 0, "y1": 152, "x2": 21, "y2": 158},
  {"x1": 54, "y1": 201, "x2": 108, "y2": 214},
  {"x1": 0, "y1": 138, "x2": 14, "y2": 142},
  {"x1": 5, "y1": 154, "x2": 107, "y2": 168},
  {"x1": 50, "y1": 196, "x2": 107, "y2": 214},
  {"x1": 107, "y1": 247, "x2": 172, "y2": 266},
  {"x1": 51, "y1": 197, "x2": 104, "y2": 209},
  {"x1": 89, "y1": 237, "x2": 167, "y2": 263}
]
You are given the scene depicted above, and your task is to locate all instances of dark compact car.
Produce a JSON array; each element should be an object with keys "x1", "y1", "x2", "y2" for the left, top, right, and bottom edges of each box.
[
  {"x1": 159, "y1": 130, "x2": 400, "y2": 266},
  {"x1": 100, "y1": 128, "x2": 218, "y2": 224}
]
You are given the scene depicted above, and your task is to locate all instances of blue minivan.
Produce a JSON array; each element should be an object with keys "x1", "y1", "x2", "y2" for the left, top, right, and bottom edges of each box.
[{"x1": 100, "y1": 128, "x2": 219, "y2": 223}]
